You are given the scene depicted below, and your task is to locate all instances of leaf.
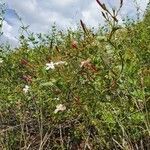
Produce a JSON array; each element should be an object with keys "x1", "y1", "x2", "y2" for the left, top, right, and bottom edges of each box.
[{"x1": 40, "y1": 79, "x2": 56, "y2": 87}]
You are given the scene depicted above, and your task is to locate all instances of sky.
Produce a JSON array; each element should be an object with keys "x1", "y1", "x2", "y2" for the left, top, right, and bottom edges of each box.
[{"x1": 0, "y1": 0, "x2": 149, "y2": 47}]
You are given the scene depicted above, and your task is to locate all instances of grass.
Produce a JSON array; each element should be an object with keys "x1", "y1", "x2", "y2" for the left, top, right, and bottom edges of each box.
[{"x1": 0, "y1": 1, "x2": 150, "y2": 149}]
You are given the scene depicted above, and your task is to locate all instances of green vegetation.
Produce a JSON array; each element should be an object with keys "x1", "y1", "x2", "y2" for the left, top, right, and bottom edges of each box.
[{"x1": 0, "y1": 1, "x2": 150, "y2": 149}]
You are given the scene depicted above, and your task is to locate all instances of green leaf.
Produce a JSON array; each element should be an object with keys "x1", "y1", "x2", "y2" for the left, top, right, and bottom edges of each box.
[{"x1": 40, "y1": 79, "x2": 56, "y2": 87}]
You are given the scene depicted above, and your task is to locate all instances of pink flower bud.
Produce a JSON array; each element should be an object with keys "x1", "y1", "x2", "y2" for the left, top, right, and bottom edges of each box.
[
  {"x1": 20, "y1": 59, "x2": 28, "y2": 65},
  {"x1": 71, "y1": 40, "x2": 78, "y2": 49}
]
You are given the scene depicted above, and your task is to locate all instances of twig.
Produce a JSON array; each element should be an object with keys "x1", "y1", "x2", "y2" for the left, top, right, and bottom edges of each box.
[{"x1": 59, "y1": 124, "x2": 64, "y2": 150}]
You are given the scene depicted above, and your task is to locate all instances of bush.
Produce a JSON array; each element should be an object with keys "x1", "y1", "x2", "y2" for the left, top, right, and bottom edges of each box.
[{"x1": 0, "y1": 1, "x2": 149, "y2": 149}]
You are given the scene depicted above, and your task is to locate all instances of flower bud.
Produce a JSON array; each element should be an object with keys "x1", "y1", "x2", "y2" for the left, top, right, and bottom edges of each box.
[{"x1": 71, "y1": 40, "x2": 78, "y2": 49}]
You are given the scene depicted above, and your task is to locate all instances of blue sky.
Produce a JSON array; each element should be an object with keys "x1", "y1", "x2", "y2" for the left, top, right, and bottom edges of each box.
[{"x1": 0, "y1": 0, "x2": 149, "y2": 47}]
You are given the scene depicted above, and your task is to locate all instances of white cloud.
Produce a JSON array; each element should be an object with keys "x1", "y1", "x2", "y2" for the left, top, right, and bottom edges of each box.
[
  {"x1": 50, "y1": 0, "x2": 76, "y2": 7},
  {"x1": 81, "y1": 1, "x2": 103, "y2": 28},
  {"x1": 0, "y1": 0, "x2": 149, "y2": 47},
  {"x1": 7, "y1": 0, "x2": 80, "y2": 33},
  {"x1": 0, "y1": 21, "x2": 18, "y2": 46},
  {"x1": 135, "y1": 0, "x2": 149, "y2": 11}
]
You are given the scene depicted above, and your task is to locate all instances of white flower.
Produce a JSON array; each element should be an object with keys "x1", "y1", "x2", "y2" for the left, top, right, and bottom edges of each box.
[
  {"x1": 54, "y1": 104, "x2": 66, "y2": 114},
  {"x1": 54, "y1": 97, "x2": 60, "y2": 100},
  {"x1": 45, "y1": 61, "x2": 67, "y2": 70},
  {"x1": 0, "y1": 58, "x2": 3, "y2": 64},
  {"x1": 45, "y1": 62, "x2": 55, "y2": 70},
  {"x1": 80, "y1": 58, "x2": 91, "y2": 68},
  {"x1": 23, "y1": 85, "x2": 29, "y2": 94}
]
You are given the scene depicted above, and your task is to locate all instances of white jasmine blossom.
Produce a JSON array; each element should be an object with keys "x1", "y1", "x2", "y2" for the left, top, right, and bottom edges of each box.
[
  {"x1": 46, "y1": 61, "x2": 67, "y2": 70},
  {"x1": 54, "y1": 97, "x2": 60, "y2": 100},
  {"x1": 80, "y1": 58, "x2": 91, "y2": 68},
  {"x1": 0, "y1": 58, "x2": 3, "y2": 63},
  {"x1": 23, "y1": 85, "x2": 29, "y2": 94},
  {"x1": 46, "y1": 62, "x2": 55, "y2": 70},
  {"x1": 54, "y1": 104, "x2": 66, "y2": 114}
]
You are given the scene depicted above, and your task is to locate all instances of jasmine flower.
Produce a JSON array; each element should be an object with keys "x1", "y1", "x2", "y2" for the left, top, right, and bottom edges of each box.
[
  {"x1": 23, "y1": 85, "x2": 29, "y2": 94},
  {"x1": 0, "y1": 58, "x2": 3, "y2": 64},
  {"x1": 54, "y1": 104, "x2": 66, "y2": 114},
  {"x1": 45, "y1": 62, "x2": 55, "y2": 70},
  {"x1": 46, "y1": 61, "x2": 67, "y2": 70}
]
